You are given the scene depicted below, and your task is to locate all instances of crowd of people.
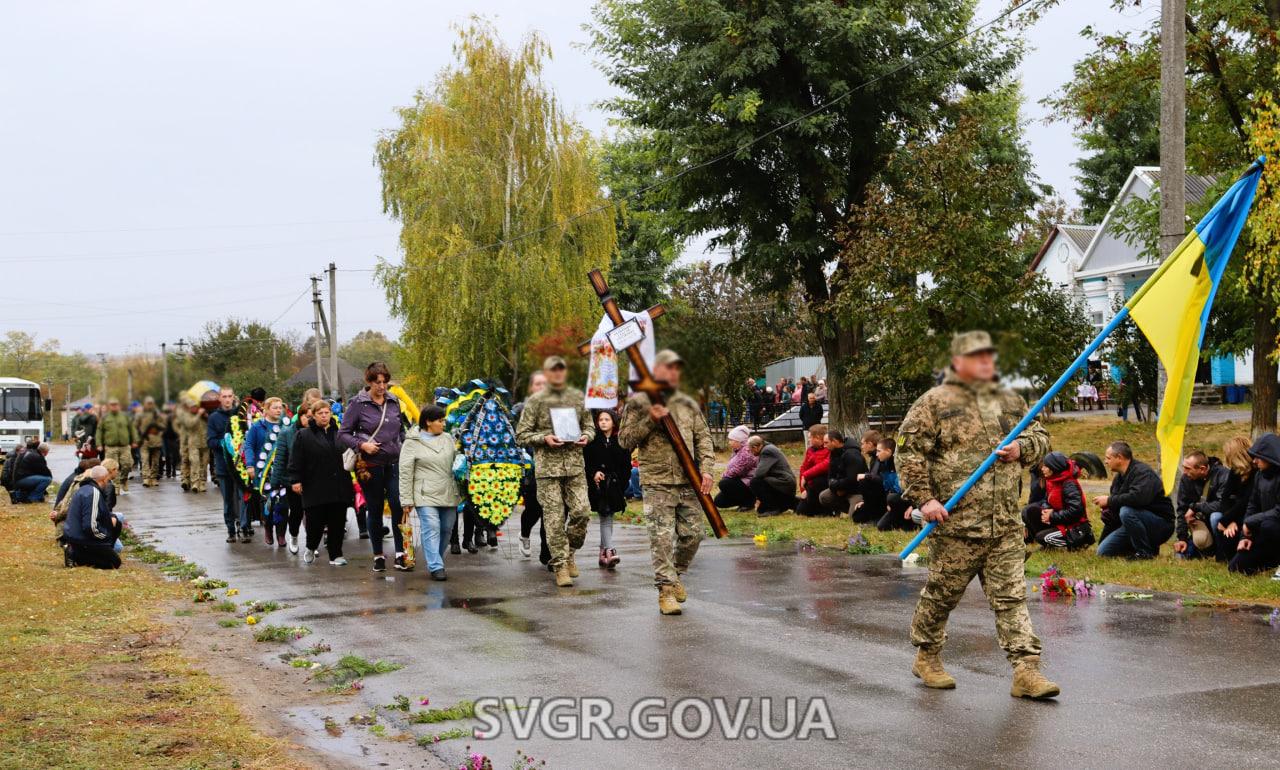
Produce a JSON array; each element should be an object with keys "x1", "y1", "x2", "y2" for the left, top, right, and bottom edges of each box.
[
  {"x1": 743, "y1": 375, "x2": 826, "y2": 427},
  {"x1": 9, "y1": 350, "x2": 1279, "y2": 588}
]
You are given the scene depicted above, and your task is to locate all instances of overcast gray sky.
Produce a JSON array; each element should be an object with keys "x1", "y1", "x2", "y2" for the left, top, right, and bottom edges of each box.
[{"x1": 1, "y1": 0, "x2": 1138, "y2": 357}]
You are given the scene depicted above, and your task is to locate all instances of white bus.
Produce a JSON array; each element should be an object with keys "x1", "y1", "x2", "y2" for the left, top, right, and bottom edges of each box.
[{"x1": 0, "y1": 378, "x2": 45, "y2": 454}]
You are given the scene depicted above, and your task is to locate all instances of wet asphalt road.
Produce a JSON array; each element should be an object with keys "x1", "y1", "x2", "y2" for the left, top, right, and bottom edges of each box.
[{"x1": 58, "y1": 448, "x2": 1280, "y2": 769}]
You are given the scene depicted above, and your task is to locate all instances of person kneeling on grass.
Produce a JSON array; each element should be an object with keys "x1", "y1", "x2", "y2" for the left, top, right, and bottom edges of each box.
[
  {"x1": 1174, "y1": 450, "x2": 1230, "y2": 560},
  {"x1": 1229, "y1": 433, "x2": 1280, "y2": 578},
  {"x1": 1021, "y1": 451, "x2": 1093, "y2": 550},
  {"x1": 748, "y1": 436, "x2": 797, "y2": 516},
  {"x1": 713, "y1": 425, "x2": 757, "y2": 511},
  {"x1": 1094, "y1": 441, "x2": 1174, "y2": 560},
  {"x1": 62, "y1": 465, "x2": 122, "y2": 569}
]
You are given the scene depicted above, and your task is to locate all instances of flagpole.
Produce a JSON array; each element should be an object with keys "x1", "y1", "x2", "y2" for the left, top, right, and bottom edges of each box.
[{"x1": 897, "y1": 309, "x2": 1132, "y2": 560}]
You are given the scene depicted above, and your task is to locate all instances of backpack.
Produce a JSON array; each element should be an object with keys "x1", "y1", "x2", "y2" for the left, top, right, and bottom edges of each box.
[{"x1": 1, "y1": 447, "x2": 26, "y2": 490}]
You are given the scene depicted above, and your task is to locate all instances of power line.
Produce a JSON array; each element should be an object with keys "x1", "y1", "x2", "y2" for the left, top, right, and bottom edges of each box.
[
  {"x1": 375, "y1": 0, "x2": 1047, "y2": 279},
  {"x1": 0, "y1": 217, "x2": 388, "y2": 237}
]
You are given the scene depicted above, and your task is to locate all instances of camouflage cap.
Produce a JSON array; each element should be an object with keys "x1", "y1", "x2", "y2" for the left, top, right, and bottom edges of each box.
[
  {"x1": 950, "y1": 330, "x2": 996, "y2": 357},
  {"x1": 654, "y1": 349, "x2": 684, "y2": 366},
  {"x1": 543, "y1": 355, "x2": 567, "y2": 370}
]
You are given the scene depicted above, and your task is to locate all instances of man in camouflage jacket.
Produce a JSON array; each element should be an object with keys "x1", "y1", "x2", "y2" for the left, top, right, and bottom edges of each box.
[
  {"x1": 134, "y1": 396, "x2": 167, "y2": 487},
  {"x1": 515, "y1": 355, "x2": 595, "y2": 586},
  {"x1": 619, "y1": 349, "x2": 715, "y2": 615},
  {"x1": 898, "y1": 331, "x2": 1060, "y2": 699},
  {"x1": 174, "y1": 398, "x2": 209, "y2": 493}
]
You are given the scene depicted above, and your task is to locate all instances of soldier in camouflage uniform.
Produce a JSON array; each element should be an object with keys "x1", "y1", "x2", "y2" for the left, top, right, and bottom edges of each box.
[
  {"x1": 95, "y1": 399, "x2": 138, "y2": 493},
  {"x1": 898, "y1": 331, "x2": 1061, "y2": 699},
  {"x1": 515, "y1": 355, "x2": 595, "y2": 587},
  {"x1": 174, "y1": 398, "x2": 209, "y2": 493},
  {"x1": 618, "y1": 349, "x2": 715, "y2": 616},
  {"x1": 134, "y1": 396, "x2": 167, "y2": 487}
]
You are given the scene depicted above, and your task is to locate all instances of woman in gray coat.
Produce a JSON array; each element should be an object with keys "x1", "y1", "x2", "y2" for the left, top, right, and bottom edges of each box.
[{"x1": 399, "y1": 405, "x2": 462, "y2": 581}]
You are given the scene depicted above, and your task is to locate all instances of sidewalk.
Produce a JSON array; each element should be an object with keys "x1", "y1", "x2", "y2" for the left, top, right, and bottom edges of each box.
[{"x1": 1047, "y1": 404, "x2": 1251, "y2": 424}]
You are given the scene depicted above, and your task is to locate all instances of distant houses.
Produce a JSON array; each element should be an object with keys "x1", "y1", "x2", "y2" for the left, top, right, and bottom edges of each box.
[{"x1": 1031, "y1": 166, "x2": 1252, "y2": 387}]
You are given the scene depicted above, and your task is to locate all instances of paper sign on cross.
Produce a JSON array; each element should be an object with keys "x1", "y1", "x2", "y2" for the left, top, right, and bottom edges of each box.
[{"x1": 585, "y1": 269, "x2": 728, "y2": 538}]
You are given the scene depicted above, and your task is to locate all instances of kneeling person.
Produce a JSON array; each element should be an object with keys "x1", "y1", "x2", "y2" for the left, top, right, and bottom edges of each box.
[
  {"x1": 62, "y1": 466, "x2": 122, "y2": 569},
  {"x1": 1021, "y1": 452, "x2": 1093, "y2": 550}
]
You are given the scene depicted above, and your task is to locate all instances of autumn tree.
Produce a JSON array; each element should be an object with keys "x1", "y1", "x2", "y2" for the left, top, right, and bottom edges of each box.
[
  {"x1": 589, "y1": 0, "x2": 1021, "y2": 431},
  {"x1": 376, "y1": 21, "x2": 617, "y2": 391},
  {"x1": 189, "y1": 319, "x2": 298, "y2": 394},
  {"x1": 1047, "y1": 0, "x2": 1280, "y2": 432}
]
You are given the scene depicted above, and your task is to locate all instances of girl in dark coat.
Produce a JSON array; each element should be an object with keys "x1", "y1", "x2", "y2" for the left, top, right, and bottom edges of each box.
[
  {"x1": 1022, "y1": 451, "x2": 1093, "y2": 550},
  {"x1": 288, "y1": 400, "x2": 354, "y2": 566},
  {"x1": 584, "y1": 410, "x2": 630, "y2": 569}
]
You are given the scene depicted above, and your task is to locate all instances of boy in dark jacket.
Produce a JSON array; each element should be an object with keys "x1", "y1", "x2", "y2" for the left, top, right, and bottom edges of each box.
[
  {"x1": 1230, "y1": 433, "x2": 1280, "y2": 576},
  {"x1": 1022, "y1": 451, "x2": 1093, "y2": 550},
  {"x1": 1095, "y1": 441, "x2": 1175, "y2": 559}
]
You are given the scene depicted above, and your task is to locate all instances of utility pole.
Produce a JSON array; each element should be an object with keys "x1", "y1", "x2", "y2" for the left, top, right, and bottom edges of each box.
[
  {"x1": 161, "y1": 342, "x2": 169, "y2": 404},
  {"x1": 98, "y1": 354, "x2": 108, "y2": 403},
  {"x1": 328, "y1": 262, "x2": 340, "y2": 399},
  {"x1": 272, "y1": 345, "x2": 278, "y2": 380},
  {"x1": 127, "y1": 369, "x2": 134, "y2": 403},
  {"x1": 1158, "y1": 0, "x2": 1186, "y2": 418},
  {"x1": 311, "y1": 275, "x2": 325, "y2": 393}
]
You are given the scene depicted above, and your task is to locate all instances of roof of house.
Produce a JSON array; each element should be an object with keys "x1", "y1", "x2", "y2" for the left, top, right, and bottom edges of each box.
[
  {"x1": 1139, "y1": 167, "x2": 1221, "y2": 204},
  {"x1": 284, "y1": 357, "x2": 364, "y2": 391},
  {"x1": 1028, "y1": 223, "x2": 1099, "y2": 272}
]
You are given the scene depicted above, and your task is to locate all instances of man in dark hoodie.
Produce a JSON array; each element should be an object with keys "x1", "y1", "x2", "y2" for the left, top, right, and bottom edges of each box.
[
  {"x1": 62, "y1": 465, "x2": 121, "y2": 569},
  {"x1": 819, "y1": 430, "x2": 868, "y2": 516},
  {"x1": 1094, "y1": 440, "x2": 1175, "y2": 559},
  {"x1": 207, "y1": 387, "x2": 249, "y2": 543},
  {"x1": 1229, "y1": 433, "x2": 1280, "y2": 576},
  {"x1": 1174, "y1": 451, "x2": 1230, "y2": 559}
]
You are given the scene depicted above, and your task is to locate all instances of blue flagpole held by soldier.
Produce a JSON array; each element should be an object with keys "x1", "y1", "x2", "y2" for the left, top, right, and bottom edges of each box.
[{"x1": 896, "y1": 316, "x2": 1126, "y2": 561}]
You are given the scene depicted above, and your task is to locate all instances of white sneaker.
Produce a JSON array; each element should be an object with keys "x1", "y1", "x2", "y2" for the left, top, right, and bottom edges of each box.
[
  {"x1": 288, "y1": 535, "x2": 298, "y2": 555},
  {"x1": 302, "y1": 549, "x2": 315, "y2": 564},
  {"x1": 519, "y1": 537, "x2": 531, "y2": 558},
  {"x1": 330, "y1": 557, "x2": 348, "y2": 566}
]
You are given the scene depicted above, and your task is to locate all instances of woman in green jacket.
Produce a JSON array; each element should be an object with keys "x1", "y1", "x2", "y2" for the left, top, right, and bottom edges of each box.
[{"x1": 399, "y1": 405, "x2": 462, "y2": 581}]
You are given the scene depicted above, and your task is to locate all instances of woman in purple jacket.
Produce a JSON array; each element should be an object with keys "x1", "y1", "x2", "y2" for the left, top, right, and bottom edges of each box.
[
  {"x1": 338, "y1": 362, "x2": 407, "y2": 573},
  {"x1": 713, "y1": 425, "x2": 758, "y2": 511}
]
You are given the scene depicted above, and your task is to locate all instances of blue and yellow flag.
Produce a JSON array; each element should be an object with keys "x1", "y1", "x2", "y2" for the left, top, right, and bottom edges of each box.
[{"x1": 1125, "y1": 158, "x2": 1265, "y2": 493}]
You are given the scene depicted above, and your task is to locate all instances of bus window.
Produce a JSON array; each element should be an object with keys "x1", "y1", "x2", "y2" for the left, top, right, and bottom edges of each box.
[{"x1": 1, "y1": 387, "x2": 42, "y2": 421}]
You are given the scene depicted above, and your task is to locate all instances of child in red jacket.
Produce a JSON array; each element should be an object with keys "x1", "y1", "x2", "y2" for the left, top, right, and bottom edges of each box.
[
  {"x1": 1022, "y1": 451, "x2": 1094, "y2": 550},
  {"x1": 796, "y1": 425, "x2": 831, "y2": 516}
]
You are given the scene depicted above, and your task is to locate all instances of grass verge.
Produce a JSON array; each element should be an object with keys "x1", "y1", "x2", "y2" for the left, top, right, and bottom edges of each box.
[
  {"x1": 621, "y1": 418, "x2": 1280, "y2": 604},
  {"x1": 0, "y1": 499, "x2": 303, "y2": 769}
]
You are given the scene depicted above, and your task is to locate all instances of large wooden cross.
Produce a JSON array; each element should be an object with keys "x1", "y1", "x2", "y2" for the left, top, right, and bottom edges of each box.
[{"x1": 585, "y1": 269, "x2": 728, "y2": 538}]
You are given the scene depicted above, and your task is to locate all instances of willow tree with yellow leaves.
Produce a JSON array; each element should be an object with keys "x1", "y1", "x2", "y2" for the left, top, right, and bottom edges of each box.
[{"x1": 375, "y1": 21, "x2": 616, "y2": 392}]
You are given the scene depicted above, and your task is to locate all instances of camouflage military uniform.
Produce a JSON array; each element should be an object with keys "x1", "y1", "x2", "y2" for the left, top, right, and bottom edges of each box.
[
  {"x1": 135, "y1": 406, "x2": 167, "y2": 486},
  {"x1": 515, "y1": 383, "x2": 595, "y2": 569},
  {"x1": 174, "y1": 404, "x2": 209, "y2": 492},
  {"x1": 95, "y1": 411, "x2": 138, "y2": 492},
  {"x1": 898, "y1": 368, "x2": 1050, "y2": 664},
  {"x1": 619, "y1": 389, "x2": 715, "y2": 588}
]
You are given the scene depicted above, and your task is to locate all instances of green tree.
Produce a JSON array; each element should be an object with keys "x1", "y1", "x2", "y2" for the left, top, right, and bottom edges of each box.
[
  {"x1": 660, "y1": 262, "x2": 815, "y2": 412},
  {"x1": 376, "y1": 21, "x2": 617, "y2": 391},
  {"x1": 1103, "y1": 297, "x2": 1158, "y2": 422},
  {"x1": 189, "y1": 320, "x2": 298, "y2": 392},
  {"x1": 835, "y1": 90, "x2": 1093, "y2": 402},
  {"x1": 599, "y1": 130, "x2": 683, "y2": 310},
  {"x1": 338, "y1": 330, "x2": 401, "y2": 372},
  {"x1": 590, "y1": 0, "x2": 1020, "y2": 430},
  {"x1": 1047, "y1": 0, "x2": 1280, "y2": 432}
]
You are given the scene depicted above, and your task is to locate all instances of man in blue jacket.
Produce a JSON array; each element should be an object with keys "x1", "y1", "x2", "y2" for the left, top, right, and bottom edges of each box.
[
  {"x1": 207, "y1": 387, "x2": 249, "y2": 543},
  {"x1": 62, "y1": 466, "x2": 121, "y2": 569}
]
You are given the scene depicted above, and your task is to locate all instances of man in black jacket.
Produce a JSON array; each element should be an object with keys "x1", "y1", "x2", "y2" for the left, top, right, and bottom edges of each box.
[
  {"x1": 1094, "y1": 441, "x2": 1175, "y2": 559},
  {"x1": 819, "y1": 431, "x2": 868, "y2": 516},
  {"x1": 207, "y1": 387, "x2": 249, "y2": 543},
  {"x1": 798, "y1": 392, "x2": 824, "y2": 431},
  {"x1": 1230, "y1": 433, "x2": 1280, "y2": 576},
  {"x1": 11, "y1": 442, "x2": 54, "y2": 504},
  {"x1": 1174, "y1": 451, "x2": 1229, "y2": 559}
]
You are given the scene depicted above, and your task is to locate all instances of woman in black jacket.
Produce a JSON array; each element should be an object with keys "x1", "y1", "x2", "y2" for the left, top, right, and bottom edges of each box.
[
  {"x1": 583, "y1": 410, "x2": 629, "y2": 569},
  {"x1": 288, "y1": 400, "x2": 354, "y2": 566},
  {"x1": 1203, "y1": 436, "x2": 1254, "y2": 563},
  {"x1": 1230, "y1": 433, "x2": 1280, "y2": 575}
]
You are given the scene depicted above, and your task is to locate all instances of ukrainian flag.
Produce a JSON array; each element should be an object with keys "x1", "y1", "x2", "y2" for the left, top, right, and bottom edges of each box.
[{"x1": 1125, "y1": 157, "x2": 1265, "y2": 493}]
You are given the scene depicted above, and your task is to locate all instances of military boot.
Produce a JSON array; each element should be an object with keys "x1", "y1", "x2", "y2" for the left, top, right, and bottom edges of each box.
[
  {"x1": 911, "y1": 649, "x2": 956, "y2": 689},
  {"x1": 554, "y1": 564, "x2": 574, "y2": 587},
  {"x1": 1010, "y1": 656, "x2": 1060, "y2": 699},
  {"x1": 567, "y1": 552, "x2": 580, "y2": 578},
  {"x1": 658, "y1": 585, "x2": 682, "y2": 615},
  {"x1": 673, "y1": 579, "x2": 687, "y2": 603}
]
